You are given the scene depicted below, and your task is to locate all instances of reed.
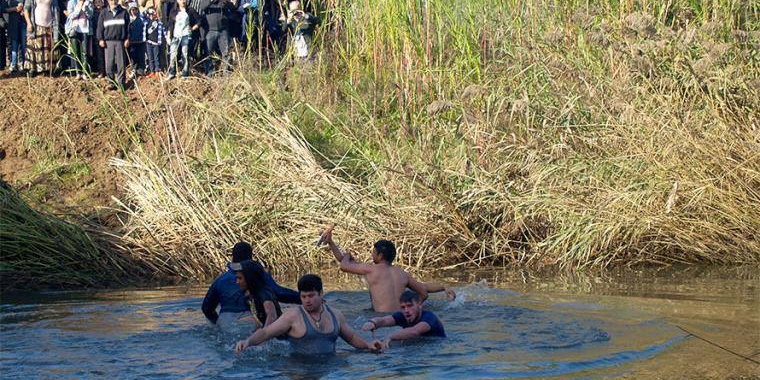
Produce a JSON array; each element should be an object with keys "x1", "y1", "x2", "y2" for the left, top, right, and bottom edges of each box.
[
  {"x1": 108, "y1": 0, "x2": 758, "y2": 280},
  {"x1": 0, "y1": 180, "x2": 149, "y2": 289},
  {"x1": 6, "y1": 0, "x2": 756, "y2": 287}
]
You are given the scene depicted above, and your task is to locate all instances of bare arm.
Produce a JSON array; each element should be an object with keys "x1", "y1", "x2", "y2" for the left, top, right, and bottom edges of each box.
[
  {"x1": 424, "y1": 282, "x2": 456, "y2": 300},
  {"x1": 319, "y1": 227, "x2": 347, "y2": 264},
  {"x1": 320, "y1": 228, "x2": 373, "y2": 275},
  {"x1": 407, "y1": 275, "x2": 429, "y2": 301},
  {"x1": 24, "y1": 8, "x2": 32, "y2": 29},
  {"x1": 262, "y1": 300, "x2": 278, "y2": 327},
  {"x1": 361, "y1": 315, "x2": 396, "y2": 331},
  {"x1": 235, "y1": 312, "x2": 292, "y2": 353},
  {"x1": 337, "y1": 310, "x2": 381, "y2": 351}
]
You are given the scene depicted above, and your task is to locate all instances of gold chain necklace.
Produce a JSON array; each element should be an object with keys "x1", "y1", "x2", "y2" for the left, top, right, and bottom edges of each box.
[{"x1": 306, "y1": 305, "x2": 324, "y2": 330}]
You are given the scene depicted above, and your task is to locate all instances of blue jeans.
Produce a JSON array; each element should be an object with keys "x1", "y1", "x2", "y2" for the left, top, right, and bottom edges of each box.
[
  {"x1": 168, "y1": 35, "x2": 190, "y2": 76},
  {"x1": 204, "y1": 29, "x2": 229, "y2": 74},
  {"x1": 146, "y1": 43, "x2": 162, "y2": 73},
  {"x1": 10, "y1": 26, "x2": 27, "y2": 70}
]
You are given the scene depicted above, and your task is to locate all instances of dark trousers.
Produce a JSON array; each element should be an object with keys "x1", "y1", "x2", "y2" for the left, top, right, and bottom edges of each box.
[
  {"x1": 68, "y1": 32, "x2": 89, "y2": 75},
  {"x1": 104, "y1": 40, "x2": 127, "y2": 87},
  {"x1": 204, "y1": 29, "x2": 228, "y2": 74},
  {"x1": 128, "y1": 41, "x2": 146, "y2": 75},
  {"x1": 0, "y1": 27, "x2": 7, "y2": 70},
  {"x1": 89, "y1": 36, "x2": 106, "y2": 75},
  {"x1": 189, "y1": 30, "x2": 206, "y2": 71},
  {"x1": 146, "y1": 43, "x2": 161, "y2": 73}
]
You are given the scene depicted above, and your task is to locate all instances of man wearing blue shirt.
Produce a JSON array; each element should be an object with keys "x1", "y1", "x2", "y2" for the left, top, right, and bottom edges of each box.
[
  {"x1": 202, "y1": 241, "x2": 300, "y2": 326},
  {"x1": 361, "y1": 290, "x2": 446, "y2": 348}
]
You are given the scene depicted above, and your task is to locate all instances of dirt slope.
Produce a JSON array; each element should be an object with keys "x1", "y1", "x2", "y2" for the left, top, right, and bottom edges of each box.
[{"x1": 0, "y1": 72, "x2": 213, "y2": 212}]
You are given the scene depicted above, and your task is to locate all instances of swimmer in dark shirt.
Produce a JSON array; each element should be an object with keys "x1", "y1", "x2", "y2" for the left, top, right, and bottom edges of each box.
[{"x1": 361, "y1": 290, "x2": 446, "y2": 349}]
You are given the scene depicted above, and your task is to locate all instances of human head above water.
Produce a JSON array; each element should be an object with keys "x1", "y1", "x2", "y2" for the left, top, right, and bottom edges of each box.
[
  {"x1": 399, "y1": 290, "x2": 422, "y2": 304},
  {"x1": 232, "y1": 259, "x2": 267, "y2": 291},
  {"x1": 373, "y1": 239, "x2": 396, "y2": 264},
  {"x1": 297, "y1": 274, "x2": 323, "y2": 293},
  {"x1": 231, "y1": 241, "x2": 253, "y2": 263},
  {"x1": 288, "y1": 0, "x2": 300, "y2": 11}
]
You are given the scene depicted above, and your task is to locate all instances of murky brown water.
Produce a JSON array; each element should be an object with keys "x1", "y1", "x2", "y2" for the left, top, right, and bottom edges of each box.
[
  {"x1": 429, "y1": 265, "x2": 760, "y2": 379},
  {"x1": 1, "y1": 265, "x2": 757, "y2": 379}
]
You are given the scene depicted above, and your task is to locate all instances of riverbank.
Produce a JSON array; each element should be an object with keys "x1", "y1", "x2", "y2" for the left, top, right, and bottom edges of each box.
[{"x1": 1, "y1": 0, "x2": 758, "y2": 290}]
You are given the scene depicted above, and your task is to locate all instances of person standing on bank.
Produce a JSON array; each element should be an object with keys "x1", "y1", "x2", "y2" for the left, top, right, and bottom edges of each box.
[
  {"x1": 96, "y1": 0, "x2": 129, "y2": 88},
  {"x1": 2, "y1": 0, "x2": 27, "y2": 73},
  {"x1": 126, "y1": 2, "x2": 146, "y2": 77},
  {"x1": 234, "y1": 274, "x2": 382, "y2": 355},
  {"x1": 165, "y1": 0, "x2": 199, "y2": 79},
  {"x1": 23, "y1": 0, "x2": 60, "y2": 75},
  {"x1": 362, "y1": 290, "x2": 445, "y2": 349},
  {"x1": 201, "y1": 0, "x2": 232, "y2": 75},
  {"x1": 279, "y1": 0, "x2": 317, "y2": 61},
  {"x1": 142, "y1": 5, "x2": 163, "y2": 77},
  {"x1": 64, "y1": 0, "x2": 93, "y2": 79}
]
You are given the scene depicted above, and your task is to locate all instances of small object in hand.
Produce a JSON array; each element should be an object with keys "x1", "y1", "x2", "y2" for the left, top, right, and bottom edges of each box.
[{"x1": 315, "y1": 226, "x2": 333, "y2": 247}]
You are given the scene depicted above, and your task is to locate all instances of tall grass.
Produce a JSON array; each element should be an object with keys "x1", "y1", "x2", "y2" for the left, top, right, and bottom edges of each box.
[
  {"x1": 18, "y1": 0, "x2": 755, "y2": 284},
  {"x1": 0, "y1": 181, "x2": 149, "y2": 288}
]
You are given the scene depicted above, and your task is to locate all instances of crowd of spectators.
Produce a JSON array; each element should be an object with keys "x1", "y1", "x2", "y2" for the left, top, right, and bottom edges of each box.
[{"x1": 0, "y1": 0, "x2": 320, "y2": 88}]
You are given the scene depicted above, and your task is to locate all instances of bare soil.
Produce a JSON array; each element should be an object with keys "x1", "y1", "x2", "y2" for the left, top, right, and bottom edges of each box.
[{"x1": 0, "y1": 71, "x2": 214, "y2": 213}]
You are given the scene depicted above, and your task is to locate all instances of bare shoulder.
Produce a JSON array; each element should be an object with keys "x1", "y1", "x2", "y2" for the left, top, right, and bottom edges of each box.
[
  {"x1": 392, "y1": 266, "x2": 412, "y2": 280},
  {"x1": 281, "y1": 306, "x2": 302, "y2": 321}
]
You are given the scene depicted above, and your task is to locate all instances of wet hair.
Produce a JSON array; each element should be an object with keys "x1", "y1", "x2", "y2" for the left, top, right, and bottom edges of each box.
[
  {"x1": 399, "y1": 290, "x2": 421, "y2": 304},
  {"x1": 297, "y1": 274, "x2": 323, "y2": 293},
  {"x1": 373, "y1": 239, "x2": 396, "y2": 264},
  {"x1": 238, "y1": 260, "x2": 267, "y2": 291},
  {"x1": 231, "y1": 241, "x2": 253, "y2": 263}
]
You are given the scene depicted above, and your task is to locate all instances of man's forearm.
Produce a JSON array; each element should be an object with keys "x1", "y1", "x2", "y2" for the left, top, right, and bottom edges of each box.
[
  {"x1": 246, "y1": 326, "x2": 270, "y2": 346},
  {"x1": 388, "y1": 328, "x2": 420, "y2": 341},
  {"x1": 328, "y1": 242, "x2": 345, "y2": 262}
]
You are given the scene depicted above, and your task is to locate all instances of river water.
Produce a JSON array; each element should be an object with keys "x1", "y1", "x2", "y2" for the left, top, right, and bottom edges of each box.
[{"x1": 1, "y1": 266, "x2": 757, "y2": 379}]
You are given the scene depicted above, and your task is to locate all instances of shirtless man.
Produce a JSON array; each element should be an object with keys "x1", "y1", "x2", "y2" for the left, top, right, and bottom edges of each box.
[
  {"x1": 234, "y1": 274, "x2": 381, "y2": 355},
  {"x1": 319, "y1": 228, "x2": 455, "y2": 313}
]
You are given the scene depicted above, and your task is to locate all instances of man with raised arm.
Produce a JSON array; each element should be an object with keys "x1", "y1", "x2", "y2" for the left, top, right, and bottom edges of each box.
[
  {"x1": 234, "y1": 274, "x2": 382, "y2": 355},
  {"x1": 362, "y1": 290, "x2": 446, "y2": 348},
  {"x1": 319, "y1": 228, "x2": 455, "y2": 313}
]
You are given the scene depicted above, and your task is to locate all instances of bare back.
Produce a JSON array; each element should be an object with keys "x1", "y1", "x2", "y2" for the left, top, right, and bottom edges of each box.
[{"x1": 364, "y1": 265, "x2": 415, "y2": 312}]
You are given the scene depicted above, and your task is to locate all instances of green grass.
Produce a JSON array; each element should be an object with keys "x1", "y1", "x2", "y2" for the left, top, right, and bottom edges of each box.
[{"x1": 3, "y1": 0, "x2": 758, "y2": 288}]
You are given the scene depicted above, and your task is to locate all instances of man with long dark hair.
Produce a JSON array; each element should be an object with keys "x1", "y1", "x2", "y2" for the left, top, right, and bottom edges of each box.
[
  {"x1": 231, "y1": 259, "x2": 282, "y2": 327},
  {"x1": 201, "y1": 241, "x2": 300, "y2": 327}
]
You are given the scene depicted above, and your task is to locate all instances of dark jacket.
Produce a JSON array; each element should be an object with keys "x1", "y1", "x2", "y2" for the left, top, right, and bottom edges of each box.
[
  {"x1": 145, "y1": 17, "x2": 164, "y2": 45},
  {"x1": 128, "y1": 13, "x2": 146, "y2": 42},
  {"x1": 202, "y1": 0, "x2": 232, "y2": 31},
  {"x1": 96, "y1": 5, "x2": 129, "y2": 41},
  {"x1": 201, "y1": 264, "x2": 301, "y2": 324}
]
